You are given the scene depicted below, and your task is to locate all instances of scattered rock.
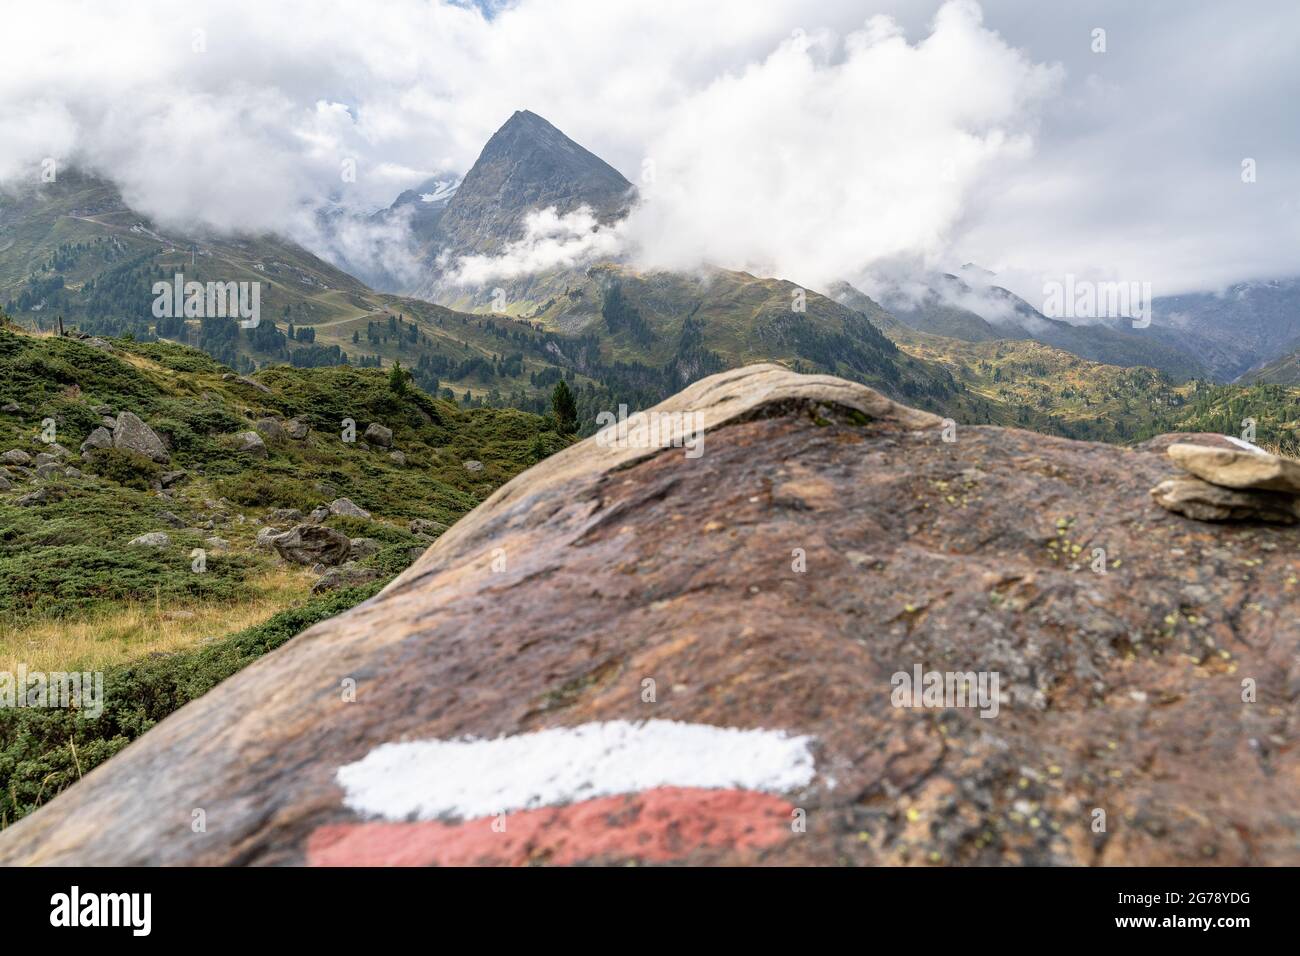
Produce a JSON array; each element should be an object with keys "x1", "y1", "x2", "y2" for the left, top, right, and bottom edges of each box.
[
  {"x1": 1, "y1": 449, "x2": 32, "y2": 466},
  {"x1": 44, "y1": 443, "x2": 71, "y2": 460},
  {"x1": 0, "y1": 475, "x2": 11, "y2": 491},
  {"x1": 1167, "y1": 443, "x2": 1300, "y2": 495},
  {"x1": 463, "y1": 459, "x2": 484, "y2": 473},
  {"x1": 255, "y1": 527, "x2": 285, "y2": 549},
  {"x1": 102, "y1": 417, "x2": 117, "y2": 429},
  {"x1": 286, "y1": 419, "x2": 310, "y2": 441},
  {"x1": 80, "y1": 427, "x2": 113, "y2": 454},
  {"x1": 329, "y1": 498, "x2": 371, "y2": 519},
  {"x1": 112, "y1": 411, "x2": 170, "y2": 464},
  {"x1": 388, "y1": 450, "x2": 407, "y2": 466},
  {"x1": 363, "y1": 423, "x2": 392, "y2": 447},
  {"x1": 306, "y1": 506, "x2": 331, "y2": 524},
  {"x1": 227, "y1": 431, "x2": 268, "y2": 459},
  {"x1": 408, "y1": 518, "x2": 447, "y2": 537},
  {"x1": 204, "y1": 537, "x2": 230, "y2": 552},
  {"x1": 236, "y1": 376, "x2": 273, "y2": 395},
  {"x1": 14, "y1": 489, "x2": 48, "y2": 507},
  {"x1": 34, "y1": 463, "x2": 62, "y2": 479},
  {"x1": 63, "y1": 467, "x2": 82, "y2": 479},
  {"x1": 311, "y1": 562, "x2": 381, "y2": 594},
  {"x1": 1, "y1": 402, "x2": 21, "y2": 414},
  {"x1": 159, "y1": 470, "x2": 189, "y2": 488},
  {"x1": 273, "y1": 524, "x2": 352, "y2": 566},
  {"x1": 267, "y1": 508, "x2": 304, "y2": 524},
  {"x1": 127, "y1": 532, "x2": 171, "y2": 549},
  {"x1": 255, "y1": 418, "x2": 288, "y2": 444},
  {"x1": 1150, "y1": 476, "x2": 1298, "y2": 524},
  {"x1": 157, "y1": 511, "x2": 187, "y2": 528},
  {"x1": 92, "y1": 404, "x2": 113, "y2": 416},
  {"x1": 348, "y1": 537, "x2": 381, "y2": 561},
  {"x1": 34, "y1": 452, "x2": 58, "y2": 467}
]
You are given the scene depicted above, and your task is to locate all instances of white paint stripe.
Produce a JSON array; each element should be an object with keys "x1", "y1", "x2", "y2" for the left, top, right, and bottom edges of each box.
[{"x1": 336, "y1": 720, "x2": 816, "y2": 821}]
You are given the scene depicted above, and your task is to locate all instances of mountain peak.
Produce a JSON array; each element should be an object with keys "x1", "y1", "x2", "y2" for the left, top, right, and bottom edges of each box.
[{"x1": 428, "y1": 111, "x2": 634, "y2": 261}]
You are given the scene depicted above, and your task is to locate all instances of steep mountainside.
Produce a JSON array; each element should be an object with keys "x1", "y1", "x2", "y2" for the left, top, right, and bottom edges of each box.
[{"x1": 2, "y1": 365, "x2": 1295, "y2": 866}]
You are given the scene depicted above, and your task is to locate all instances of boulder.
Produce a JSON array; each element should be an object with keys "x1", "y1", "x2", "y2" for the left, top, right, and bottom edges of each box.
[
  {"x1": 1167, "y1": 443, "x2": 1300, "y2": 495},
  {"x1": 228, "y1": 431, "x2": 268, "y2": 459},
  {"x1": 255, "y1": 527, "x2": 285, "y2": 549},
  {"x1": 388, "y1": 450, "x2": 407, "y2": 466},
  {"x1": 267, "y1": 508, "x2": 304, "y2": 524},
  {"x1": 80, "y1": 427, "x2": 113, "y2": 454},
  {"x1": 463, "y1": 459, "x2": 484, "y2": 473},
  {"x1": 14, "y1": 489, "x2": 48, "y2": 507},
  {"x1": 112, "y1": 412, "x2": 170, "y2": 464},
  {"x1": 34, "y1": 452, "x2": 58, "y2": 467},
  {"x1": 311, "y1": 563, "x2": 382, "y2": 594},
  {"x1": 408, "y1": 518, "x2": 448, "y2": 537},
  {"x1": 159, "y1": 470, "x2": 189, "y2": 488},
  {"x1": 306, "y1": 506, "x2": 331, "y2": 524},
  {"x1": 127, "y1": 532, "x2": 171, "y2": 549},
  {"x1": 157, "y1": 511, "x2": 187, "y2": 528},
  {"x1": 204, "y1": 537, "x2": 230, "y2": 552},
  {"x1": 34, "y1": 463, "x2": 62, "y2": 479},
  {"x1": 273, "y1": 524, "x2": 351, "y2": 566},
  {"x1": 1150, "y1": 476, "x2": 1298, "y2": 524},
  {"x1": 92, "y1": 404, "x2": 113, "y2": 416},
  {"x1": 329, "y1": 498, "x2": 371, "y2": 519},
  {"x1": 1, "y1": 449, "x2": 31, "y2": 466},
  {"x1": 348, "y1": 537, "x2": 381, "y2": 561},
  {"x1": 0, "y1": 475, "x2": 11, "y2": 491},
  {"x1": 63, "y1": 467, "x2": 82, "y2": 479},
  {"x1": 255, "y1": 418, "x2": 288, "y2": 444},
  {"x1": 286, "y1": 418, "x2": 310, "y2": 441},
  {"x1": 363, "y1": 423, "x2": 392, "y2": 447},
  {"x1": 1, "y1": 402, "x2": 21, "y2": 413},
  {"x1": 3, "y1": 365, "x2": 1297, "y2": 868}
]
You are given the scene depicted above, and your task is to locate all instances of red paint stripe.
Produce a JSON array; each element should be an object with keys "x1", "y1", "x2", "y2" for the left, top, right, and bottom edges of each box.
[{"x1": 308, "y1": 786, "x2": 794, "y2": 866}]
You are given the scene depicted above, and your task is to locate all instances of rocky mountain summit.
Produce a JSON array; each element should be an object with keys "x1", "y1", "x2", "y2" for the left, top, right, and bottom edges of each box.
[{"x1": 1, "y1": 364, "x2": 1296, "y2": 866}]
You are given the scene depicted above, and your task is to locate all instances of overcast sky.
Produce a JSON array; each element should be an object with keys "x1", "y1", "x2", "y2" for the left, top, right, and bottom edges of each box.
[{"x1": 3, "y1": 0, "x2": 1297, "y2": 301}]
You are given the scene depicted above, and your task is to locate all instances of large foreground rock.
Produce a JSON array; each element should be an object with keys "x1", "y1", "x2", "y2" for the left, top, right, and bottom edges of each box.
[{"x1": 0, "y1": 365, "x2": 1296, "y2": 866}]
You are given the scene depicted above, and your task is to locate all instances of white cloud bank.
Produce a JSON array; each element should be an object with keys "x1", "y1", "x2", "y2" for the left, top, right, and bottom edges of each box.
[{"x1": 3, "y1": 0, "x2": 1298, "y2": 300}]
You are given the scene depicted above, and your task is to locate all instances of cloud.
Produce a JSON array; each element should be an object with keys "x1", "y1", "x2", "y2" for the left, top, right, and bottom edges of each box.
[
  {"x1": 446, "y1": 206, "x2": 625, "y2": 284},
  {"x1": 623, "y1": 1, "x2": 1061, "y2": 289},
  {"x1": 3, "y1": 0, "x2": 1298, "y2": 300}
]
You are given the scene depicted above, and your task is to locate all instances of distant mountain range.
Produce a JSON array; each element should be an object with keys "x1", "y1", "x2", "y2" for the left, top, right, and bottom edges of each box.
[{"x1": 1, "y1": 110, "x2": 1298, "y2": 448}]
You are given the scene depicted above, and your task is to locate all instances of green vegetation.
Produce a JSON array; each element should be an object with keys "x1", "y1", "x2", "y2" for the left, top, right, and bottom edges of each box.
[{"x1": 0, "y1": 582, "x2": 383, "y2": 828}]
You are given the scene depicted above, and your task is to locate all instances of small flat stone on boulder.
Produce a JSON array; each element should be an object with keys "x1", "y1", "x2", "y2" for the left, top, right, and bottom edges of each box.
[
  {"x1": 1151, "y1": 476, "x2": 1298, "y2": 524},
  {"x1": 1168, "y1": 443, "x2": 1300, "y2": 495}
]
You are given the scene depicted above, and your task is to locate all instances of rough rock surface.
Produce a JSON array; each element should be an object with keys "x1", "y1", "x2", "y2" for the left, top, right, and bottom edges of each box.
[
  {"x1": 329, "y1": 498, "x2": 371, "y2": 519},
  {"x1": 1, "y1": 364, "x2": 1296, "y2": 867},
  {"x1": 228, "y1": 431, "x2": 268, "y2": 459},
  {"x1": 363, "y1": 423, "x2": 392, "y2": 448},
  {"x1": 272, "y1": 524, "x2": 351, "y2": 566},
  {"x1": 112, "y1": 411, "x2": 170, "y2": 463},
  {"x1": 79, "y1": 426, "x2": 113, "y2": 455}
]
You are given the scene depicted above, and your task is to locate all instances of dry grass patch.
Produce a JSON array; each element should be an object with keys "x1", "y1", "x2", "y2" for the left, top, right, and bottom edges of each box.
[{"x1": 0, "y1": 565, "x2": 317, "y2": 673}]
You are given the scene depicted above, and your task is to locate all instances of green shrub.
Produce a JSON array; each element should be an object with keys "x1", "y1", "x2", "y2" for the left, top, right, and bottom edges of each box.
[{"x1": 84, "y1": 447, "x2": 161, "y2": 490}]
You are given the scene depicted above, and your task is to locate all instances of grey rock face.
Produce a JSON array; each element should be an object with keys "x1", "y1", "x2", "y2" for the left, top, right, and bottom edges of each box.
[
  {"x1": 1, "y1": 449, "x2": 32, "y2": 466},
  {"x1": 363, "y1": 423, "x2": 392, "y2": 447},
  {"x1": 80, "y1": 428, "x2": 113, "y2": 454},
  {"x1": 128, "y1": 532, "x2": 171, "y2": 548},
  {"x1": 255, "y1": 527, "x2": 285, "y2": 549},
  {"x1": 112, "y1": 412, "x2": 170, "y2": 464},
  {"x1": 286, "y1": 419, "x2": 310, "y2": 440},
  {"x1": 329, "y1": 498, "x2": 371, "y2": 519},
  {"x1": 273, "y1": 525, "x2": 352, "y2": 566},
  {"x1": 255, "y1": 418, "x2": 288, "y2": 444},
  {"x1": 228, "y1": 431, "x2": 268, "y2": 458},
  {"x1": 463, "y1": 460, "x2": 484, "y2": 473},
  {"x1": 311, "y1": 562, "x2": 381, "y2": 594}
]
